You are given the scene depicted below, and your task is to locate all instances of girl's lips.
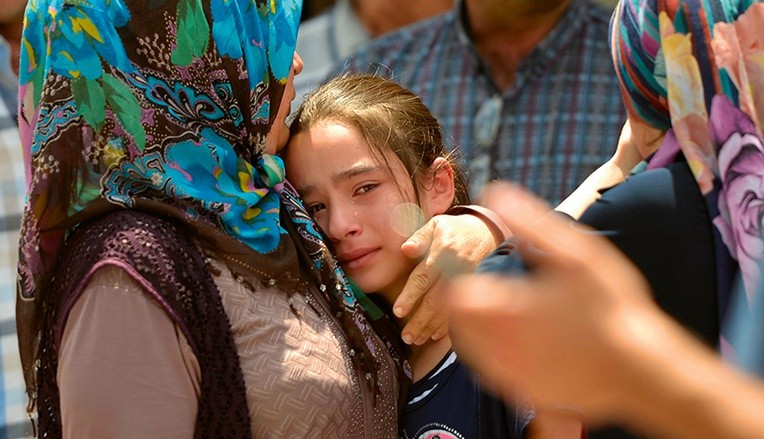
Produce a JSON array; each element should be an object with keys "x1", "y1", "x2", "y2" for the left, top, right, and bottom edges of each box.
[{"x1": 342, "y1": 248, "x2": 380, "y2": 271}]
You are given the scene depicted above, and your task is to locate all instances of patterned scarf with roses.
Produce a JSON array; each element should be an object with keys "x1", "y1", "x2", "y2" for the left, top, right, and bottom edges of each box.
[{"x1": 611, "y1": 0, "x2": 764, "y2": 353}]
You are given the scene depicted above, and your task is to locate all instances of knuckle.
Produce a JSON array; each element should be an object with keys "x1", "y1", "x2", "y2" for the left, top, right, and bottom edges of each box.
[{"x1": 412, "y1": 272, "x2": 433, "y2": 291}]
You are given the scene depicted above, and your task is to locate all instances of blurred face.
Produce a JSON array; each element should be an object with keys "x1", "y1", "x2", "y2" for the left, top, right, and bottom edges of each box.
[
  {"x1": 285, "y1": 121, "x2": 424, "y2": 302},
  {"x1": 264, "y1": 51, "x2": 303, "y2": 154},
  {"x1": 0, "y1": 0, "x2": 26, "y2": 25},
  {"x1": 353, "y1": 0, "x2": 451, "y2": 36}
]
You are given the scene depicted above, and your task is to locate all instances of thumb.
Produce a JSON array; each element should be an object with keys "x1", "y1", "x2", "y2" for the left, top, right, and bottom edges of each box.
[{"x1": 401, "y1": 219, "x2": 435, "y2": 259}]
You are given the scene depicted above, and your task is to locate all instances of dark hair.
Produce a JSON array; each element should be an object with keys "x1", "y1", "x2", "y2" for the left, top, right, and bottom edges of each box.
[{"x1": 289, "y1": 74, "x2": 470, "y2": 205}]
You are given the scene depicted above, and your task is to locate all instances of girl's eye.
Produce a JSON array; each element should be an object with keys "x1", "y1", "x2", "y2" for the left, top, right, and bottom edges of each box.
[
  {"x1": 356, "y1": 183, "x2": 378, "y2": 195},
  {"x1": 307, "y1": 203, "x2": 325, "y2": 216}
]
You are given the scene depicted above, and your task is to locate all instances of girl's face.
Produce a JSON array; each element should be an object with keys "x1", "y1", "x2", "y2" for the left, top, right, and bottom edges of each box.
[{"x1": 285, "y1": 120, "x2": 453, "y2": 303}]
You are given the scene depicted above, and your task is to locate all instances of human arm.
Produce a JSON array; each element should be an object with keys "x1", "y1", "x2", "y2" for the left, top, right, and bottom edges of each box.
[
  {"x1": 448, "y1": 183, "x2": 764, "y2": 439},
  {"x1": 58, "y1": 265, "x2": 200, "y2": 438},
  {"x1": 395, "y1": 206, "x2": 509, "y2": 345},
  {"x1": 556, "y1": 118, "x2": 662, "y2": 219}
]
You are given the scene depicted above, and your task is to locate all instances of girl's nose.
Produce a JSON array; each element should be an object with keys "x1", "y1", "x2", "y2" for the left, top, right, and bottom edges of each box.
[{"x1": 326, "y1": 207, "x2": 361, "y2": 242}]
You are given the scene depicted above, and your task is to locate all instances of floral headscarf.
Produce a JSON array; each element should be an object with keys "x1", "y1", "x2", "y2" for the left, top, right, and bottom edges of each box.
[
  {"x1": 17, "y1": 0, "x2": 403, "y2": 401},
  {"x1": 612, "y1": 0, "x2": 764, "y2": 352}
]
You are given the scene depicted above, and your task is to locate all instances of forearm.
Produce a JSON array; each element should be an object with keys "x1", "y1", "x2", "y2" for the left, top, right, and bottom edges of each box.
[
  {"x1": 555, "y1": 158, "x2": 631, "y2": 219},
  {"x1": 556, "y1": 118, "x2": 651, "y2": 220}
]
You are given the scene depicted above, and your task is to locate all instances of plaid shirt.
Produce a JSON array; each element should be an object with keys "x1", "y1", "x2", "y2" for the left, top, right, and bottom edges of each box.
[
  {"x1": 0, "y1": 37, "x2": 31, "y2": 438},
  {"x1": 338, "y1": 0, "x2": 627, "y2": 204}
]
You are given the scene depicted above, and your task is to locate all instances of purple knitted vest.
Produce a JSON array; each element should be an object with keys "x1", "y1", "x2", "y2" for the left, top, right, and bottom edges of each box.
[{"x1": 35, "y1": 210, "x2": 250, "y2": 437}]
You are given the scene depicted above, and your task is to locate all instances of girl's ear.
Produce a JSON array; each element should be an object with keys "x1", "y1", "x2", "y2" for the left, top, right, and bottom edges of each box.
[{"x1": 421, "y1": 157, "x2": 456, "y2": 217}]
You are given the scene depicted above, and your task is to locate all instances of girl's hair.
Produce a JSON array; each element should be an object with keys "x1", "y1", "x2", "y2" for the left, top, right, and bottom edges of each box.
[{"x1": 289, "y1": 74, "x2": 470, "y2": 205}]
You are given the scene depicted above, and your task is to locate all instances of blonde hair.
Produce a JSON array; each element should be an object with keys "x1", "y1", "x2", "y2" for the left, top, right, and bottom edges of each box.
[{"x1": 289, "y1": 74, "x2": 470, "y2": 205}]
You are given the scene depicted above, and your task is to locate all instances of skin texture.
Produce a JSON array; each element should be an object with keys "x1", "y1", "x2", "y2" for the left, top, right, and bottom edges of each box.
[{"x1": 448, "y1": 183, "x2": 764, "y2": 438}]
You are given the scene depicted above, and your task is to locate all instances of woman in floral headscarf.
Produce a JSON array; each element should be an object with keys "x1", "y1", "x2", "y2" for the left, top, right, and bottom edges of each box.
[
  {"x1": 600, "y1": 0, "x2": 764, "y2": 355},
  {"x1": 548, "y1": 3, "x2": 764, "y2": 434},
  {"x1": 447, "y1": 0, "x2": 764, "y2": 436},
  {"x1": 477, "y1": 1, "x2": 763, "y2": 434},
  {"x1": 15, "y1": 0, "x2": 500, "y2": 436},
  {"x1": 552, "y1": 0, "x2": 764, "y2": 356}
]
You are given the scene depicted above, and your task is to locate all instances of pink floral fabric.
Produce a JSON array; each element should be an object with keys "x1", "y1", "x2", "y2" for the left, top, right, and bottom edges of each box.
[{"x1": 613, "y1": 1, "x2": 764, "y2": 313}]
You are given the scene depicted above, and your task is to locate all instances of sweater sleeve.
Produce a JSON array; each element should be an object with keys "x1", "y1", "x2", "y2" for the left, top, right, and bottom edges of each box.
[{"x1": 57, "y1": 265, "x2": 201, "y2": 438}]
